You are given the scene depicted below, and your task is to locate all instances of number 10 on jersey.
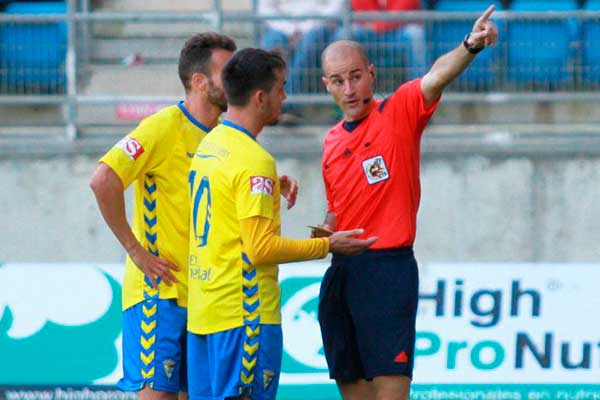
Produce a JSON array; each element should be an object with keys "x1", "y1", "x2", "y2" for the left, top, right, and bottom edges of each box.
[{"x1": 189, "y1": 170, "x2": 211, "y2": 248}]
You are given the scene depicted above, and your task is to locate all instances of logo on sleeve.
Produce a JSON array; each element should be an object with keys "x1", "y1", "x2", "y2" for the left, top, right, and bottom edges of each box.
[
  {"x1": 250, "y1": 176, "x2": 274, "y2": 196},
  {"x1": 362, "y1": 155, "x2": 389, "y2": 184},
  {"x1": 116, "y1": 136, "x2": 145, "y2": 160}
]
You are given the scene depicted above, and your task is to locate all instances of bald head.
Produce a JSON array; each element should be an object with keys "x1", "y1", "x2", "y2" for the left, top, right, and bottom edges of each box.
[
  {"x1": 321, "y1": 40, "x2": 369, "y2": 74},
  {"x1": 320, "y1": 40, "x2": 375, "y2": 122}
]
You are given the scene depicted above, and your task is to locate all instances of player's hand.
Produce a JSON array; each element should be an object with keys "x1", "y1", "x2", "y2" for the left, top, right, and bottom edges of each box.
[
  {"x1": 129, "y1": 244, "x2": 180, "y2": 288},
  {"x1": 468, "y1": 5, "x2": 499, "y2": 49},
  {"x1": 328, "y1": 229, "x2": 378, "y2": 255},
  {"x1": 279, "y1": 175, "x2": 298, "y2": 209}
]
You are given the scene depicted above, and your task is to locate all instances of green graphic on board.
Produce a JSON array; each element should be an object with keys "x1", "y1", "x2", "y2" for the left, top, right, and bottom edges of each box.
[
  {"x1": 0, "y1": 272, "x2": 122, "y2": 384},
  {"x1": 280, "y1": 276, "x2": 329, "y2": 374}
]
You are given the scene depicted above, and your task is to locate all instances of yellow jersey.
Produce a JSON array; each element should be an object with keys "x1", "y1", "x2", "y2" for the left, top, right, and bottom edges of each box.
[
  {"x1": 187, "y1": 121, "x2": 283, "y2": 335},
  {"x1": 100, "y1": 102, "x2": 209, "y2": 310}
]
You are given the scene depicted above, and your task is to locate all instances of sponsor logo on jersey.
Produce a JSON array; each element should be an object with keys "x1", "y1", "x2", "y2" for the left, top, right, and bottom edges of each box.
[
  {"x1": 250, "y1": 176, "x2": 274, "y2": 196},
  {"x1": 116, "y1": 137, "x2": 145, "y2": 160},
  {"x1": 362, "y1": 155, "x2": 389, "y2": 184}
]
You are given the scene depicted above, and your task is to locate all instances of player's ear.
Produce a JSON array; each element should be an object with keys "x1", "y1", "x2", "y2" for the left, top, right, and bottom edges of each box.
[
  {"x1": 368, "y1": 64, "x2": 375, "y2": 79},
  {"x1": 191, "y1": 72, "x2": 208, "y2": 93},
  {"x1": 254, "y1": 89, "x2": 265, "y2": 107}
]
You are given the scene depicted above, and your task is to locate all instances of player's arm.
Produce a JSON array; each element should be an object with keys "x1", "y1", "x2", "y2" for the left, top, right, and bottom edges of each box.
[
  {"x1": 279, "y1": 175, "x2": 298, "y2": 209},
  {"x1": 240, "y1": 216, "x2": 376, "y2": 265},
  {"x1": 90, "y1": 163, "x2": 178, "y2": 287},
  {"x1": 421, "y1": 4, "x2": 498, "y2": 106}
]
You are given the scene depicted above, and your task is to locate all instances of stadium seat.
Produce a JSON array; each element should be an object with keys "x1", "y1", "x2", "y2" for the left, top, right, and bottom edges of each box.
[
  {"x1": 581, "y1": 0, "x2": 600, "y2": 85},
  {"x1": 506, "y1": 0, "x2": 578, "y2": 88},
  {"x1": 0, "y1": 2, "x2": 67, "y2": 94},
  {"x1": 429, "y1": 0, "x2": 505, "y2": 90}
]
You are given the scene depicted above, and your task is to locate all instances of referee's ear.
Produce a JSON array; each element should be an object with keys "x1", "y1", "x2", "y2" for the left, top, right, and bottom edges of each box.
[
  {"x1": 322, "y1": 76, "x2": 330, "y2": 92},
  {"x1": 368, "y1": 64, "x2": 376, "y2": 80}
]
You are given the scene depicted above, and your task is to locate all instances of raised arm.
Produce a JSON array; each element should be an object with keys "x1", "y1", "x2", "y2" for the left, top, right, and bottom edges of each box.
[{"x1": 421, "y1": 4, "x2": 498, "y2": 106}]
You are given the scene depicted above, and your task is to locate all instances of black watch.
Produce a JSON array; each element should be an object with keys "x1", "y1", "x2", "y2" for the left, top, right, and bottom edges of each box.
[{"x1": 463, "y1": 33, "x2": 484, "y2": 54}]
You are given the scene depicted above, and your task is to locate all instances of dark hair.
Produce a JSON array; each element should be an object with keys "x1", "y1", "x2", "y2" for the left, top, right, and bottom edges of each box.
[
  {"x1": 178, "y1": 32, "x2": 237, "y2": 93},
  {"x1": 222, "y1": 48, "x2": 286, "y2": 106}
]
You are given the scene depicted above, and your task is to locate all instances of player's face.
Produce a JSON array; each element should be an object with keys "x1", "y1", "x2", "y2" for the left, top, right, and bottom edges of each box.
[
  {"x1": 322, "y1": 51, "x2": 375, "y2": 122},
  {"x1": 207, "y1": 49, "x2": 234, "y2": 111},
  {"x1": 263, "y1": 69, "x2": 287, "y2": 125}
]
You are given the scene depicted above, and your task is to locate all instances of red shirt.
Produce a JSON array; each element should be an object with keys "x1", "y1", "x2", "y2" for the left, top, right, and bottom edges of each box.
[
  {"x1": 351, "y1": 0, "x2": 422, "y2": 32},
  {"x1": 322, "y1": 79, "x2": 439, "y2": 249}
]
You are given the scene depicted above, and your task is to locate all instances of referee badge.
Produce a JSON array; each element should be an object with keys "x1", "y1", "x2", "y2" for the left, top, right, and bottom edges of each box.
[{"x1": 362, "y1": 155, "x2": 389, "y2": 185}]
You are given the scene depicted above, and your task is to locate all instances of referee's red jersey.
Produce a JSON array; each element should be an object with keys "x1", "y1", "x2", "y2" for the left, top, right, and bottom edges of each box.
[{"x1": 322, "y1": 79, "x2": 439, "y2": 249}]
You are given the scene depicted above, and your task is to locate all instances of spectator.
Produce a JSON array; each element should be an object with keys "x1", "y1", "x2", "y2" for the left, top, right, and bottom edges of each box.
[
  {"x1": 260, "y1": 0, "x2": 344, "y2": 94},
  {"x1": 344, "y1": 0, "x2": 427, "y2": 80}
]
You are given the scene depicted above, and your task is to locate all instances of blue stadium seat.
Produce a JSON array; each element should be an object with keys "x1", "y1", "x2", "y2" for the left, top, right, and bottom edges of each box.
[
  {"x1": 582, "y1": 0, "x2": 600, "y2": 85},
  {"x1": 506, "y1": 0, "x2": 578, "y2": 88},
  {"x1": 429, "y1": 0, "x2": 505, "y2": 89},
  {"x1": 0, "y1": 2, "x2": 67, "y2": 94}
]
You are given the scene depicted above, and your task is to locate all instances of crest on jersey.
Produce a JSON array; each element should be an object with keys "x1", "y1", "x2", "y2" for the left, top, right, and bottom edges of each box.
[
  {"x1": 163, "y1": 359, "x2": 176, "y2": 381},
  {"x1": 250, "y1": 176, "x2": 274, "y2": 196},
  {"x1": 263, "y1": 369, "x2": 275, "y2": 390},
  {"x1": 116, "y1": 136, "x2": 145, "y2": 160},
  {"x1": 362, "y1": 155, "x2": 389, "y2": 184}
]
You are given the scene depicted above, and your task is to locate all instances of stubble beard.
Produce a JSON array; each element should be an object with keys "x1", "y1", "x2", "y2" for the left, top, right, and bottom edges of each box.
[{"x1": 207, "y1": 79, "x2": 227, "y2": 112}]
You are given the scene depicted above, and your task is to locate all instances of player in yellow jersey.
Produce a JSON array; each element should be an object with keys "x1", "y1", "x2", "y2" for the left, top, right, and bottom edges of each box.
[
  {"x1": 186, "y1": 48, "x2": 378, "y2": 400},
  {"x1": 89, "y1": 33, "x2": 236, "y2": 400}
]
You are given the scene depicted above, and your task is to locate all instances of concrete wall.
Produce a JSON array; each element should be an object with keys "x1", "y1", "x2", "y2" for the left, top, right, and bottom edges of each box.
[{"x1": 1, "y1": 151, "x2": 599, "y2": 264}]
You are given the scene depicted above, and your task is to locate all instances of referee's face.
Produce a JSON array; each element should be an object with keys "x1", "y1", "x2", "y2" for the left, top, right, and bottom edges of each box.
[{"x1": 322, "y1": 49, "x2": 375, "y2": 122}]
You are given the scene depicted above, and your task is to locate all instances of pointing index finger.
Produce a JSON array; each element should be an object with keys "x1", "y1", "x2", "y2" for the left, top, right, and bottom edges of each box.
[{"x1": 478, "y1": 4, "x2": 495, "y2": 24}]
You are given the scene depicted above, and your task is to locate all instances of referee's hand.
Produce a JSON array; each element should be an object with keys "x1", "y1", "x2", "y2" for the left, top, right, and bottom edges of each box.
[
  {"x1": 469, "y1": 5, "x2": 498, "y2": 48},
  {"x1": 129, "y1": 243, "x2": 180, "y2": 288},
  {"x1": 328, "y1": 229, "x2": 377, "y2": 255}
]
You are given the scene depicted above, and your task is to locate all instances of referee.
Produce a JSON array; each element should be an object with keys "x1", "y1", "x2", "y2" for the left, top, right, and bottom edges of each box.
[{"x1": 315, "y1": 5, "x2": 498, "y2": 400}]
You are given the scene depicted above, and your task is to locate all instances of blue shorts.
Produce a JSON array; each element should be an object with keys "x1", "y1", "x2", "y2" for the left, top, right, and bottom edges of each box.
[
  {"x1": 318, "y1": 247, "x2": 419, "y2": 382},
  {"x1": 187, "y1": 324, "x2": 282, "y2": 400},
  {"x1": 118, "y1": 298, "x2": 187, "y2": 393}
]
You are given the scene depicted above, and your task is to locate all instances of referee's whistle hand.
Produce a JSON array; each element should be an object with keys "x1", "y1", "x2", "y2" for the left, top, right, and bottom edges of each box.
[{"x1": 328, "y1": 229, "x2": 378, "y2": 255}]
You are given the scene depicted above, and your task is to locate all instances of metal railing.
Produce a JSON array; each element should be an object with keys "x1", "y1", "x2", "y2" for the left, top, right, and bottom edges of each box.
[{"x1": 1, "y1": 0, "x2": 600, "y2": 139}]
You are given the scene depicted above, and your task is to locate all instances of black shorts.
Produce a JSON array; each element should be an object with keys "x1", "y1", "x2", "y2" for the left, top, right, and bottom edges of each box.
[{"x1": 318, "y1": 247, "x2": 419, "y2": 382}]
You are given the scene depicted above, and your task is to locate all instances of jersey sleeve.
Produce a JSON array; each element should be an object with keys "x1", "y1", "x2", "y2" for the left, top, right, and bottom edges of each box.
[
  {"x1": 323, "y1": 160, "x2": 335, "y2": 213},
  {"x1": 99, "y1": 121, "x2": 171, "y2": 189},
  {"x1": 239, "y1": 216, "x2": 329, "y2": 265},
  {"x1": 386, "y1": 78, "x2": 440, "y2": 141},
  {"x1": 235, "y1": 158, "x2": 278, "y2": 221}
]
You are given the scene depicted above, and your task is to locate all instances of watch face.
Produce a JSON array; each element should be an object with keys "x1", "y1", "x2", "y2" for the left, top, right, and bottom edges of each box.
[{"x1": 463, "y1": 33, "x2": 484, "y2": 54}]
